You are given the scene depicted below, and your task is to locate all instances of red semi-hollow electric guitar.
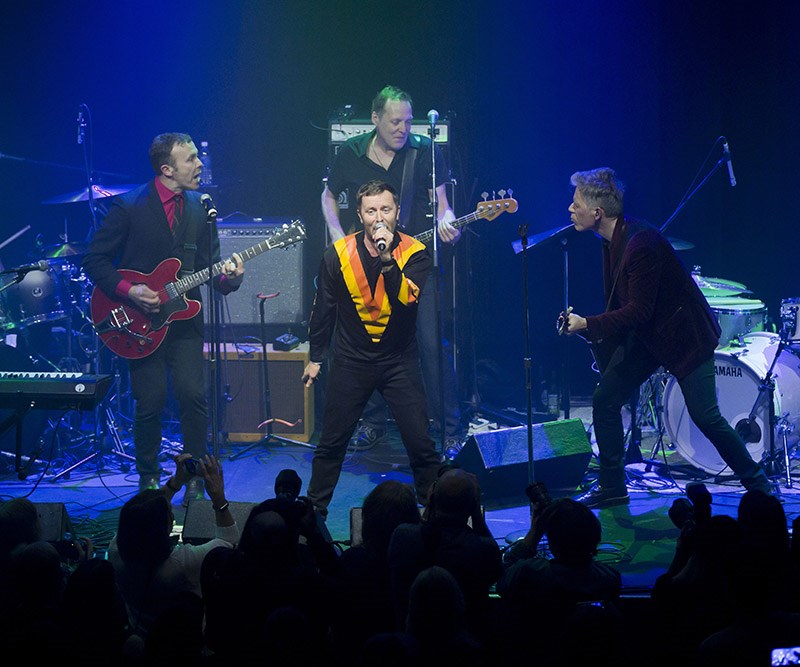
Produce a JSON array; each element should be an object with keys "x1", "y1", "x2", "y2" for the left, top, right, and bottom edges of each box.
[{"x1": 90, "y1": 220, "x2": 306, "y2": 359}]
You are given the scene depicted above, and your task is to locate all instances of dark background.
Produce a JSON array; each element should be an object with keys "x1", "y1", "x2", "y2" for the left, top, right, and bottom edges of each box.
[{"x1": 2, "y1": 0, "x2": 797, "y2": 413}]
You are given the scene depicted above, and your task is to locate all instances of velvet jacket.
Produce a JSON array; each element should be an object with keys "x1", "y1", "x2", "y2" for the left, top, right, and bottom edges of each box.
[{"x1": 584, "y1": 217, "x2": 721, "y2": 379}]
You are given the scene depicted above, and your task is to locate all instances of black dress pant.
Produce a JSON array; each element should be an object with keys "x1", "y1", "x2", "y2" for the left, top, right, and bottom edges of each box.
[
  {"x1": 592, "y1": 333, "x2": 770, "y2": 492},
  {"x1": 308, "y1": 352, "x2": 442, "y2": 515},
  {"x1": 128, "y1": 319, "x2": 208, "y2": 477},
  {"x1": 360, "y1": 285, "x2": 460, "y2": 437}
]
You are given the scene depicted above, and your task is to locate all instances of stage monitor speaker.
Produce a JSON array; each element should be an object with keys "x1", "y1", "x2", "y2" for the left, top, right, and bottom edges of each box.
[
  {"x1": 33, "y1": 502, "x2": 73, "y2": 542},
  {"x1": 217, "y1": 219, "x2": 305, "y2": 327},
  {"x1": 454, "y1": 418, "x2": 592, "y2": 506},
  {"x1": 182, "y1": 500, "x2": 258, "y2": 545},
  {"x1": 204, "y1": 343, "x2": 315, "y2": 442}
]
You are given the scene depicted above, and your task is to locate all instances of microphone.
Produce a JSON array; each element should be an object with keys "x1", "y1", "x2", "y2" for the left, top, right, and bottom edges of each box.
[
  {"x1": 722, "y1": 140, "x2": 737, "y2": 187},
  {"x1": 1, "y1": 260, "x2": 49, "y2": 275},
  {"x1": 373, "y1": 221, "x2": 388, "y2": 252},
  {"x1": 200, "y1": 193, "x2": 217, "y2": 219},
  {"x1": 427, "y1": 109, "x2": 439, "y2": 127}
]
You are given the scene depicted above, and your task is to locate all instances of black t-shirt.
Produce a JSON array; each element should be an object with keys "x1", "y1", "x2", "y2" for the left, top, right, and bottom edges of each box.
[{"x1": 326, "y1": 131, "x2": 448, "y2": 237}]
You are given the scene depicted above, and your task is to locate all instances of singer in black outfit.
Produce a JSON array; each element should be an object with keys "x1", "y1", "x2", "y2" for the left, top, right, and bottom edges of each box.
[
  {"x1": 83, "y1": 133, "x2": 244, "y2": 499},
  {"x1": 303, "y1": 180, "x2": 442, "y2": 516},
  {"x1": 561, "y1": 167, "x2": 771, "y2": 508},
  {"x1": 322, "y1": 85, "x2": 462, "y2": 455}
]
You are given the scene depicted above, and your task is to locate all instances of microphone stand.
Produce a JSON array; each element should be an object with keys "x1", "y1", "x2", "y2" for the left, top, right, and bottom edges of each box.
[
  {"x1": 77, "y1": 103, "x2": 100, "y2": 231},
  {"x1": 519, "y1": 224, "x2": 536, "y2": 487},
  {"x1": 513, "y1": 224, "x2": 573, "y2": 423},
  {"x1": 206, "y1": 206, "x2": 220, "y2": 459},
  {"x1": 560, "y1": 236, "x2": 571, "y2": 420},
  {"x1": 660, "y1": 136, "x2": 731, "y2": 235},
  {"x1": 428, "y1": 115, "x2": 446, "y2": 455},
  {"x1": 229, "y1": 294, "x2": 313, "y2": 460}
]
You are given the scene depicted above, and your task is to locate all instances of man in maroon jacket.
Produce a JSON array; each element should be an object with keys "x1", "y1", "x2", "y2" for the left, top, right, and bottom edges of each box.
[{"x1": 561, "y1": 167, "x2": 771, "y2": 508}]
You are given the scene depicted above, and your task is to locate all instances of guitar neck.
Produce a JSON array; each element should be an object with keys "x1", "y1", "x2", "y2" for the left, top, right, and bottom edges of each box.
[
  {"x1": 414, "y1": 211, "x2": 482, "y2": 244},
  {"x1": 171, "y1": 239, "x2": 275, "y2": 296}
]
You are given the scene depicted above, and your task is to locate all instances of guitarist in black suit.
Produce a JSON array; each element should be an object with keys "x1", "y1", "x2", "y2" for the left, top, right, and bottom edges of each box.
[
  {"x1": 559, "y1": 167, "x2": 770, "y2": 509},
  {"x1": 83, "y1": 133, "x2": 244, "y2": 500}
]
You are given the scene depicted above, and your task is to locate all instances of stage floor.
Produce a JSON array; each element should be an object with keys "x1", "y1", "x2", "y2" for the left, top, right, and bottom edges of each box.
[{"x1": 2, "y1": 403, "x2": 799, "y2": 593}]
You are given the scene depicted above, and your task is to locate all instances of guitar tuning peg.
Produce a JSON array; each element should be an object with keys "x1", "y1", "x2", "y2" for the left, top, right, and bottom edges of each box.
[
  {"x1": 508, "y1": 188, "x2": 513, "y2": 198},
  {"x1": 481, "y1": 191, "x2": 488, "y2": 201},
  {"x1": 492, "y1": 190, "x2": 496, "y2": 201},
  {"x1": 498, "y1": 189, "x2": 506, "y2": 198}
]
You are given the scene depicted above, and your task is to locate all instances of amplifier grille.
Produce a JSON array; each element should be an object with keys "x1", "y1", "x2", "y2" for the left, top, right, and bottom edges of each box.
[{"x1": 217, "y1": 220, "x2": 305, "y2": 326}]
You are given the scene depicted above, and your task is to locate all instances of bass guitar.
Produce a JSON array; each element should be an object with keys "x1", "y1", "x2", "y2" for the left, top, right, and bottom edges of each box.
[
  {"x1": 91, "y1": 220, "x2": 306, "y2": 359},
  {"x1": 413, "y1": 190, "x2": 518, "y2": 244}
]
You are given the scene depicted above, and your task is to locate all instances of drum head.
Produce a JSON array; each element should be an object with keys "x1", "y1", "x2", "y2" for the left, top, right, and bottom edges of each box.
[{"x1": 664, "y1": 349, "x2": 771, "y2": 474}]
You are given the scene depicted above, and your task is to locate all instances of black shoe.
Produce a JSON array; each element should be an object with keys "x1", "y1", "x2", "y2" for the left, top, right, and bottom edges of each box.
[
  {"x1": 576, "y1": 485, "x2": 629, "y2": 509},
  {"x1": 182, "y1": 477, "x2": 205, "y2": 507},
  {"x1": 349, "y1": 424, "x2": 387, "y2": 451}
]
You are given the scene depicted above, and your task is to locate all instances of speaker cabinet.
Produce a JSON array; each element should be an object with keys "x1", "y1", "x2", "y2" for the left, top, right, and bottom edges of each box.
[
  {"x1": 205, "y1": 343, "x2": 314, "y2": 442},
  {"x1": 217, "y1": 219, "x2": 305, "y2": 327},
  {"x1": 182, "y1": 500, "x2": 258, "y2": 545},
  {"x1": 454, "y1": 418, "x2": 592, "y2": 506}
]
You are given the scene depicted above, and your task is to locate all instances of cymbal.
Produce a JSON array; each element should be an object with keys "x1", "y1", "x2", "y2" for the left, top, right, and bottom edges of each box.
[
  {"x1": 667, "y1": 237, "x2": 694, "y2": 251},
  {"x1": 44, "y1": 242, "x2": 88, "y2": 259},
  {"x1": 693, "y1": 274, "x2": 747, "y2": 298},
  {"x1": 42, "y1": 183, "x2": 135, "y2": 204}
]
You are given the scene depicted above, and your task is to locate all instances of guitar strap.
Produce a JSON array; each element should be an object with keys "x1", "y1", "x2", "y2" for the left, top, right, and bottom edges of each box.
[
  {"x1": 398, "y1": 144, "x2": 417, "y2": 230},
  {"x1": 604, "y1": 215, "x2": 627, "y2": 312},
  {"x1": 179, "y1": 203, "x2": 198, "y2": 278}
]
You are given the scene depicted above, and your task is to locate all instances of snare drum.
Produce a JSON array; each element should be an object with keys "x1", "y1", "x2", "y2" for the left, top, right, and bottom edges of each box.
[
  {"x1": 664, "y1": 332, "x2": 800, "y2": 474},
  {"x1": 1, "y1": 267, "x2": 66, "y2": 330},
  {"x1": 706, "y1": 296, "x2": 768, "y2": 347},
  {"x1": 781, "y1": 298, "x2": 800, "y2": 342}
]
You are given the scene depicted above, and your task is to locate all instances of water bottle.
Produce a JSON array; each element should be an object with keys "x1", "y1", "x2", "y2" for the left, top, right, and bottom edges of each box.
[{"x1": 199, "y1": 141, "x2": 213, "y2": 186}]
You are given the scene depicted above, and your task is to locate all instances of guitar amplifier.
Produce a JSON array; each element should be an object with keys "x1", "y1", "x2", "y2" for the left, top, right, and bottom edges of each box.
[
  {"x1": 204, "y1": 342, "x2": 314, "y2": 442},
  {"x1": 216, "y1": 218, "x2": 305, "y2": 327},
  {"x1": 328, "y1": 121, "x2": 451, "y2": 167}
]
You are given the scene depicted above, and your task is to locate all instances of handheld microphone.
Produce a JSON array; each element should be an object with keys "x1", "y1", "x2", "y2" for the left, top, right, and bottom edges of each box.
[
  {"x1": 722, "y1": 140, "x2": 737, "y2": 187},
  {"x1": 427, "y1": 109, "x2": 439, "y2": 127},
  {"x1": 373, "y1": 221, "x2": 388, "y2": 252},
  {"x1": 1, "y1": 259, "x2": 49, "y2": 275},
  {"x1": 200, "y1": 193, "x2": 217, "y2": 219}
]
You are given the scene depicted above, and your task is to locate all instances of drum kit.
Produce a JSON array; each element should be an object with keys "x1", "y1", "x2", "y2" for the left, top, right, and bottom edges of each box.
[
  {"x1": 0, "y1": 184, "x2": 134, "y2": 472},
  {"x1": 642, "y1": 266, "x2": 800, "y2": 486},
  {"x1": 0, "y1": 183, "x2": 136, "y2": 366}
]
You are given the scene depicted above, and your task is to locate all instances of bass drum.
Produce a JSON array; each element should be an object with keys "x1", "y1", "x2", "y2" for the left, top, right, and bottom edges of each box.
[{"x1": 663, "y1": 332, "x2": 800, "y2": 474}]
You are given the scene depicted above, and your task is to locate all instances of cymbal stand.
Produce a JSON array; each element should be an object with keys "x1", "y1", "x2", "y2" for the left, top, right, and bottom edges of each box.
[
  {"x1": 50, "y1": 300, "x2": 134, "y2": 481},
  {"x1": 228, "y1": 294, "x2": 313, "y2": 461}
]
